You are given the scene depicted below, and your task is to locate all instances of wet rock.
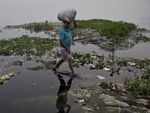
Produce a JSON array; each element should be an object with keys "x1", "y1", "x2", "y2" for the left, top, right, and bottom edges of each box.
[
  {"x1": 99, "y1": 82, "x2": 110, "y2": 89},
  {"x1": 40, "y1": 60, "x2": 56, "y2": 69},
  {"x1": 135, "y1": 99, "x2": 149, "y2": 106},
  {"x1": 99, "y1": 94, "x2": 129, "y2": 108},
  {"x1": 120, "y1": 108, "x2": 133, "y2": 113},
  {"x1": 27, "y1": 65, "x2": 44, "y2": 71},
  {"x1": 70, "y1": 89, "x2": 91, "y2": 99},
  {"x1": 105, "y1": 106, "x2": 122, "y2": 113},
  {"x1": 0, "y1": 79, "x2": 4, "y2": 84},
  {"x1": 26, "y1": 55, "x2": 33, "y2": 61},
  {"x1": 82, "y1": 106, "x2": 94, "y2": 112},
  {"x1": 12, "y1": 60, "x2": 23, "y2": 66}
]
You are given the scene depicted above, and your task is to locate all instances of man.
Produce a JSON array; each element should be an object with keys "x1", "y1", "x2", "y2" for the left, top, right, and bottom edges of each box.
[{"x1": 53, "y1": 9, "x2": 77, "y2": 75}]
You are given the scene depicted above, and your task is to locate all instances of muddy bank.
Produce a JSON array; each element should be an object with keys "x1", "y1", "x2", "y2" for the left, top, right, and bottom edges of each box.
[
  {"x1": 70, "y1": 83, "x2": 150, "y2": 113},
  {"x1": 0, "y1": 19, "x2": 150, "y2": 113}
]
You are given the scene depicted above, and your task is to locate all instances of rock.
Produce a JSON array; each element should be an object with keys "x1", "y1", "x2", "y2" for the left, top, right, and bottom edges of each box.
[
  {"x1": 99, "y1": 82, "x2": 110, "y2": 89},
  {"x1": 85, "y1": 93, "x2": 91, "y2": 98},
  {"x1": 82, "y1": 106, "x2": 94, "y2": 112},
  {"x1": 12, "y1": 60, "x2": 23, "y2": 66},
  {"x1": 135, "y1": 99, "x2": 149, "y2": 106},
  {"x1": 0, "y1": 79, "x2": 4, "y2": 85},
  {"x1": 120, "y1": 108, "x2": 133, "y2": 113},
  {"x1": 106, "y1": 106, "x2": 122, "y2": 113},
  {"x1": 115, "y1": 83, "x2": 127, "y2": 92},
  {"x1": 99, "y1": 94, "x2": 129, "y2": 108}
]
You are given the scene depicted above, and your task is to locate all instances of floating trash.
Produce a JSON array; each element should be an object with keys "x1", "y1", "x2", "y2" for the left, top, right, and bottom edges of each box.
[
  {"x1": 0, "y1": 72, "x2": 16, "y2": 85},
  {"x1": 89, "y1": 63, "x2": 96, "y2": 69},
  {"x1": 96, "y1": 75, "x2": 105, "y2": 80},
  {"x1": 78, "y1": 99, "x2": 85, "y2": 103},
  {"x1": 128, "y1": 62, "x2": 136, "y2": 66},
  {"x1": 103, "y1": 67, "x2": 111, "y2": 71}
]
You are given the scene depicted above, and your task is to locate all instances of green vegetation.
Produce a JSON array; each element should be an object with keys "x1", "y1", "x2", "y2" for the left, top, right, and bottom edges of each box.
[
  {"x1": 22, "y1": 21, "x2": 54, "y2": 32},
  {"x1": 127, "y1": 68, "x2": 150, "y2": 96},
  {"x1": 5, "y1": 20, "x2": 54, "y2": 32},
  {"x1": 78, "y1": 19, "x2": 136, "y2": 39},
  {"x1": 78, "y1": 19, "x2": 138, "y2": 75},
  {"x1": 0, "y1": 36, "x2": 57, "y2": 56},
  {"x1": 73, "y1": 53, "x2": 104, "y2": 69}
]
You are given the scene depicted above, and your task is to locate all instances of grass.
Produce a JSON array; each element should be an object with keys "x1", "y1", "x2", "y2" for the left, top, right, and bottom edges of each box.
[
  {"x1": 77, "y1": 19, "x2": 137, "y2": 51},
  {"x1": 78, "y1": 19, "x2": 136, "y2": 38},
  {"x1": 5, "y1": 21, "x2": 54, "y2": 32},
  {"x1": 127, "y1": 68, "x2": 150, "y2": 96},
  {"x1": 0, "y1": 36, "x2": 57, "y2": 56}
]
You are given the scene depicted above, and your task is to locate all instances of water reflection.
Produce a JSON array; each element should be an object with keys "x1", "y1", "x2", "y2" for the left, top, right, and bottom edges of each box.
[{"x1": 55, "y1": 74, "x2": 74, "y2": 113}]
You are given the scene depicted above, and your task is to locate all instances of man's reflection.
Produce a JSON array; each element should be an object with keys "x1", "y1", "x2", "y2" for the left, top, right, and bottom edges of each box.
[{"x1": 56, "y1": 74, "x2": 74, "y2": 113}]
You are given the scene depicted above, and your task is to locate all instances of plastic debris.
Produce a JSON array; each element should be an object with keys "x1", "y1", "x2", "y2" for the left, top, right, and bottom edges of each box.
[
  {"x1": 78, "y1": 99, "x2": 85, "y2": 103},
  {"x1": 0, "y1": 72, "x2": 16, "y2": 85},
  {"x1": 96, "y1": 75, "x2": 105, "y2": 80},
  {"x1": 89, "y1": 63, "x2": 96, "y2": 69},
  {"x1": 128, "y1": 62, "x2": 136, "y2": 66},
  {"x1": 103, "y1": 67, "x2": 110, "y2": 71}
]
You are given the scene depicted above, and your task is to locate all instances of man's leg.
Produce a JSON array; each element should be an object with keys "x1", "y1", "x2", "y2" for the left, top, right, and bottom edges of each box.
[
  {"x1": 53, "y1": 59, "x2": 64, "y2": 72},
  {"x1": 68, "y1": 58, "x2": 74, "y2": 74}
]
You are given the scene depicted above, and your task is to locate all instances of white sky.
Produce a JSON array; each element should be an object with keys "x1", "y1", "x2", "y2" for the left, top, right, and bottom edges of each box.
[{"x1": 0, "y1": 0, "x2": 150, "y2": 28}]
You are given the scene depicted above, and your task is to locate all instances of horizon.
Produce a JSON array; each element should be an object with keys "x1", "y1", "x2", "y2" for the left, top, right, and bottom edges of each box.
[{"x1": 0, "y1": 0, "x2": 150, "y2": 29}]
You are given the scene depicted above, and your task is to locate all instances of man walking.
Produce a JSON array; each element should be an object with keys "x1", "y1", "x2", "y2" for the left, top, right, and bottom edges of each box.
[{"x1": 53, "y1": 9, "x2": 77, "y2": 75}]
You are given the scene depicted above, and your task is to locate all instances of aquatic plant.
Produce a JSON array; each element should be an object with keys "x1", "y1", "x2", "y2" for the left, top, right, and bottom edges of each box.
[
  {"x1": 78, "y1": 19, "x2": 138, "y2": 76},
  {"x1": 0, "y1": 36, "x2": 57, "y2": 56},
  {"x1": 78, "y1": 19, "x2": 136, "y2": 39},
  {"x1": 72, "y1": 53, "x2": 104, "y2": 69},
  {"x1": 127, "y1": 68, "x2": 150, "y2": 96},
  {"x1": 5, "y1": 20, "x2": 54, "y2": 32}
]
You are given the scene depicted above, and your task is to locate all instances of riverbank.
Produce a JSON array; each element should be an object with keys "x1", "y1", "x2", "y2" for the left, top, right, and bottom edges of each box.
[{"x1": 0, "y1": 19, "x2": 150, "y2": 113}]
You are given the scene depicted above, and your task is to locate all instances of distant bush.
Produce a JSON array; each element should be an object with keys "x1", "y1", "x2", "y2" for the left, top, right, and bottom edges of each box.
[
  {"x1": 78, "y1": 19, "x2": 136, "y2": 42},
  {"x1": 23, "y1": 21, "x2": 54, "y2": 32}
]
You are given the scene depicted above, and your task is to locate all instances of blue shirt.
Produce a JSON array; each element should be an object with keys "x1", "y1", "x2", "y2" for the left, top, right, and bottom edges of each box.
[{"x1": 59, "y1": 27, "x2": 73, "y2": 49}]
